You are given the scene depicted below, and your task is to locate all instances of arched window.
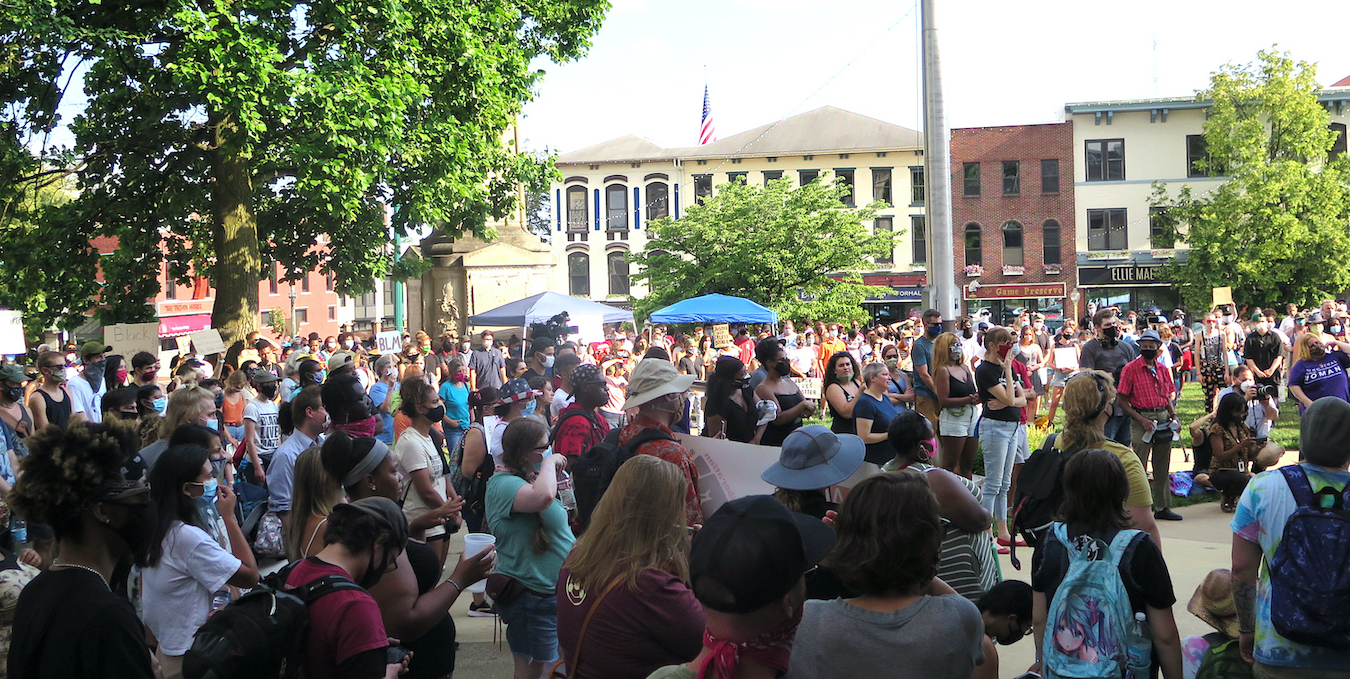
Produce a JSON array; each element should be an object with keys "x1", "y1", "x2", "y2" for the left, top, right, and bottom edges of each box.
[
  {"x1": 964, "y1": 223, "x2": 983, "y2": 267},
  {"x1": 607, "y1": 251, "x2": 630, "y2": 295},
  {"x1": 646, "y1": 182, "x2": 669, "y2": 220},
  {"x1": 1042, "y1": 220, "x2": 1062, "y2": 265},
  {"x1": 568, "y1": 252, "x2": 590, "y2": 296},
  {"x1": 606, "y1": 185, "x2": 628, "y2": 230},
  {"x1": 566, "y1": 186, "x2": 587, "y2": 231},
  {"x1": 1002, "y1": 221, "x2": 1024, "y2": 267}
]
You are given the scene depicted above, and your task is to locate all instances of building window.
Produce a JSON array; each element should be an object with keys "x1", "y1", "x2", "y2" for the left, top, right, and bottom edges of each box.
[
  {"x1": 1087, "y1": 208, "x2": 1128, "y2": 251},
  {"x1": 1331, "y1": 123, "x2": 1348, "y2": 161},
  {"x1": 1002, "y1": 161, "x2": 1020, "y2": 195},
  {"x1": 1002, "y1": 221, "x2": 1024, "y2": 267},
  {"x1": 1150, "y1": 207, "x2": 1175, "y2": 249},
  {"x1": 962, "y1": 162, "x2": 980, "y2": 196},
  {"x1": 295, "y1": 308, "x2": 308, "y2": 325},
  {"x1": 261, "y1": 310, "x2": 273, "y2": 327},
  {"x1": 1042, "y1": 220, "x2": 1061, "y2": 265},
  {"x1": 1041, "y1": 159, "x2": 1060, "y2": 194},
  {"x1": 799, "y1": 169, "x2": 819, "y2": 186},
  {"x1": 568, "y1": 252, "x2": 590, "y2": 296},
  {"x1": 835, "y1": 169, "x2": 855, "y2": 206},
  {"x1": 1186, "y1": 134, "x2": 1226, "y2": 177},
  {"x1": 911, "y1": 215, "x2": 927, "y2": 264},
  {"x1": 909, "y1": 167, "x2": 925, "y2": 204},
  {"x1": 874, "y1": 218, "x2": 893, "y2": 266},
  {"x1": 871, "y1": 168, "x2": 892, "y2": 205},
  {"x1": 269, "y1": 263, "x2": 278, "y2": 294},
  {"x1": 325, "y1": 272, "x2": 334, "y2": 292},
  {"x1": 327, "y1": 306, "x2": 336, "y2": 320},
  {"x1": 607, "y1": 251, "x2": 630, "y2": 296},
  {"x1": 727, "y1": 172, "x2": 747, "y2": 184},
  {"x1": 606, "y1": 184, "x2": 628, "y2": 230},
  {"x1": 646, "y1": 182, "x2": 669, "y2": 220},
  {"x1": 301, "y1": 273, "x2": 310, "y2": 293},
  {"x1": 762, "y1": 170, "x2": 783, "y2": 185},
  {"x1": 164, "y1": 271, "x2": 176, "y2": 299},
  {"x1": 566, "y1": 186, "x2": 588, "y2": 231},
  {"x1": 964, "y1": 223, "x2": 983, "y2": 267},
  {"x1": 694, "y1": 175, "x2": 712, "y2": 204},
  {"x1": 1085, "y1": 139, "x2": 1125, "y2": 181}
]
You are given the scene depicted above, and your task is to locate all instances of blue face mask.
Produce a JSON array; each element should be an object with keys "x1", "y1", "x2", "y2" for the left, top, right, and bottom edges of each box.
[
  {"x1": 201, "y1": 478, "x2": 218, "y2": 500},
  {"x1": 534, "y1": 446, "x2": 552, "y2": 472},
  {"x1": 209, "y1": 458, "x2": 228, "y2": 482},
  {"x1": 522, "y1": 400, "x2": 537, "y2": 417},
  {"x1": 206, "y1": 418, "x2": 219, "y2": 431},
  {"x1": 153, "y1": 396, "x2": 168, "y2": 413}
]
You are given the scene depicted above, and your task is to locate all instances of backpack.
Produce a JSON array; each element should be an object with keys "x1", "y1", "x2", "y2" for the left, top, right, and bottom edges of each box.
[
  {"x1": 1040, "y1": 524, "x2": 1144, "y2": 679},
  {"x1": 1194, "y1": 633, "x2": 1253, "y2": 679},
  {"x1": 182, "y1": 562, "x2": 364, "y2": 679},
  {"x1": 571, "y1": 426, "x2": 674, "y2": 526},
  {"x1": 1008, "y1": 433, "x2": 1077, "y2": 569},
  {"x1": 1267, "y1": 465, "x2": 1350, "y2": 647}
]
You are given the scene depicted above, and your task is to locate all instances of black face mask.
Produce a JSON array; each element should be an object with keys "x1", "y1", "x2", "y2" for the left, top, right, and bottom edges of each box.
[
  {"x1": 775, "y1": 360, "x2": 792, "y2": 376},
  {"x1": 1102, "y1": 326, "x2": 1120, "y2": 342},
  {"x1": 424, "y1": 405, "x2": 446, "y2": 422},
  {"x1": 962, "y1": 327, "x2": 973, "y2": 339},
  {"x1": 4, "y1": 387, "x2": 21, "y2": 403},
  {"x1": 85, "y1": 359, "x2": 107, "y2": 385},
  {"x1": 1140, "y1": 348, "x2": 1158, "y2": 361},
  {"x1": 259, "y1": 383, "x2": 279, "y2": 399},
  {"x1": 359, "y1": 542, "x2": 397, "y2": 590},
  {"x1": 119, "y1": 410, "x2": 140, "y2": 421},
  {"x1": 113, "y1": 498, "x2": 158, "y2": 568}
]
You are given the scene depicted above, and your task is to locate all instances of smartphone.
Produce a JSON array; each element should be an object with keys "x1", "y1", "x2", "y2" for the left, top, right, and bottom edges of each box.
[{"x1": 386, "y1": 646, "x2": 410, "y2": 665}]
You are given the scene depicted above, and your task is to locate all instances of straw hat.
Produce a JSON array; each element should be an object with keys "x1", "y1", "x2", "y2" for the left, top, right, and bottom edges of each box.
[
  {"x1": 1187, "y1": 568, "x2": 1241, "y2": 638},
  {"x1": 623, "y1": 357, "x2": 695, "y2": 410}
]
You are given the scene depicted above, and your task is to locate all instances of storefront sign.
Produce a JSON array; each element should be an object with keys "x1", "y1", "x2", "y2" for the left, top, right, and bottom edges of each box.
[
  {"x1": 158, "y1": 314, "x2": 212, "y2": 337},
  {"x1": 866, "y1": 286, "x2": 923, "y2": 302},
  {"x1": 966, "y1": 283, "x2": 1066, "y2": 300},
  {"x1": 1077, "y1": 264, "x2": 1165, "y2": 287},
  {"x1": 159, "y1": 299, "x2": 214, "y2": 316}
]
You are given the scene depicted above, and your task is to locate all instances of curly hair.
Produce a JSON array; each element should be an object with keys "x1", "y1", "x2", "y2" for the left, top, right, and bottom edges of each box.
[
  {"x1": 823, "y1": 472, "x2": 941, "y2": 597},
  {"x1": 398, "y1": 376, "x2": 436, "y2": 419},
  {"x1": 9, "y1": 420, "x2": 142, "y2": 540}
]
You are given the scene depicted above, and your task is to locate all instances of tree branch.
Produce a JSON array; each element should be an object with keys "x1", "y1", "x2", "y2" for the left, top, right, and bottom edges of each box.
[{"x1": 279, "y1": 23, "x2": 337, "y2": 70}]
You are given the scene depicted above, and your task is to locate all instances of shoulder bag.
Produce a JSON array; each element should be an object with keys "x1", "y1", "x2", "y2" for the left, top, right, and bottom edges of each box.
[{"x1": 548, "y1": 575, "x2": 625, "y2": 679}]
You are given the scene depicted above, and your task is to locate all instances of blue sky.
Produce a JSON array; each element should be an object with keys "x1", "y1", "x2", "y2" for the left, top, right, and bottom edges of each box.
[{"x1": 520, "y1": 0, "x2": 1350, "y2": 154}]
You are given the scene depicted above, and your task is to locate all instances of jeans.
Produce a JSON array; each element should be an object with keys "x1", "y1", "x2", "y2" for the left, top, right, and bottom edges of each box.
[
  {"x1": 1103, "y1": 413, "x2": 1132, "y2": 446},
  {"x1": 496, "y1": 589, "x2": 558, "y2": 664},
  {"x1": 444, "y1": 425, "x2": 466, "y2": 459},
  {"x1": 978, "y1": 418, "x2": 1022, "y2": 521}
]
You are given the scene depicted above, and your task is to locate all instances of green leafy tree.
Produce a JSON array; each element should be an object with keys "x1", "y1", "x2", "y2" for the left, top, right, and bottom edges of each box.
[
  {"x1": 3, "y1": 0, "x2": 607, "y2": 342},
  {"x1": 1151, "y1": 49, "x2": 1350, "y2": 310},
  {"x1": 630, "y1": 176, "x2": 896, "y2": 323}
]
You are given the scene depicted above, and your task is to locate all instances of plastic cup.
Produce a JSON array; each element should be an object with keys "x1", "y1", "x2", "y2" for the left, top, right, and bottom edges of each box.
[{"x1": 462, "y1": 533, "x2": 496, "y2": 593}]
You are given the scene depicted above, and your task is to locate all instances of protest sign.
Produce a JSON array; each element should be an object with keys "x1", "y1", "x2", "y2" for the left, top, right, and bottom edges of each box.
[
  {"x1": 1212, "y1": 287, "x2": 1233, "y2": 307},
  {"x1": 792, "y1": 377, "x2": 823, "y2": 400},
  {"x1": 175, "y1": 336, "x2": 193, "y2": 356},
  {"x1": 1052, "y1": 347, "x2": 1079, "y2": 372},
  {"x1": 376, "y1": 330, "x2": 403, "y2": 354},
  {"x1": 712, "y1": 324, "x2": 731, "y2": 348},
  {"x1": 189, "y1": 329, "x2": 226, "y2": 355},
  {"x1": 0, "y1": 311, "x2": 25, "y2": 356},
  {"x1": 679, "y1": 433, "x2": 876, "y2": 516},
  {"x1": 105, "y1": 322, "x2": 160, "y2": 359}
]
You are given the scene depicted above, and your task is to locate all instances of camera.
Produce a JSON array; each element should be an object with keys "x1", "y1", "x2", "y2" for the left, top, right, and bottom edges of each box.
[
  {"x1": 528, "y1": 312, "x2": 579, "y2": 347},
  {"x1": 1256, "y1": 384, "x2": 1277, "y2": 400}
]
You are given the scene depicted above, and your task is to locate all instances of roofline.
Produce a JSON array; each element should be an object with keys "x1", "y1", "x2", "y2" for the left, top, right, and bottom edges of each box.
[
  {"x1": 1066, "y1": 90, "x2": 1350, "y2": 114},
  {"x1": 556, "y1": 156, "x2": 680, "y2": 166},
  {"x1": 557, "y1": 143, "x2": 924, "y2": 166}
]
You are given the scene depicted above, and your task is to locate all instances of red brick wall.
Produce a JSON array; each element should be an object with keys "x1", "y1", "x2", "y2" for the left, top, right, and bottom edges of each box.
[{"x1": 949, "y1": 123, "x2": 1076, "y2": 315}]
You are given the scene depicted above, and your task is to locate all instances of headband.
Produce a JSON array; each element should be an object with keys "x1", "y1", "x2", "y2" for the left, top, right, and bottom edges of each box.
[{"x1": 344, "y1": 439, "x2": 391, "y2": 487}]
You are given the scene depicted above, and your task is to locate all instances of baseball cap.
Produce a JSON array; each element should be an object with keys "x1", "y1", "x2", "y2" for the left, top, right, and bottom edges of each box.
[
  {"x1": 0, "y1": 364, "x2": 26, "y2": 383},
  {"x1": 249, "y1": 368, "x2": 281, "y2": 384},
  {"x1": 761, "y1": 425, "x2": 864, "y2": 491},
  {"x1": 81, "y1": 340, "x2": 111, "y2": 358},
  {"x1": 327, "y1": 350, "x2": 356, "y2": 373},
  {"x1": 690, "y1": 495, "x2": 837, "y2": 614},
  {"x1": 1251, "y1": 312, "x2": 1265, "y2": 322}
]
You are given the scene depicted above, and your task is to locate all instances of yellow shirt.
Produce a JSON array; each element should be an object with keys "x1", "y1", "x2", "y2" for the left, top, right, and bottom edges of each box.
[{"x1": 1102, "y1": 440, "x2": 1154, "y2": 508}]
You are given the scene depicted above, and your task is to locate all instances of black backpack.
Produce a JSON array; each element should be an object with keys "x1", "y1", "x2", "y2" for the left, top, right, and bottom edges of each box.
[
  {"x1": 183, "y1": 562, "x2": 363, "y2": 679},
  {"x1": 571, "y1": 425, "x2": 674, "y2": 526},
  {"x1": 1008, "y1": 433, "x2": 1080, "y2": 569}
]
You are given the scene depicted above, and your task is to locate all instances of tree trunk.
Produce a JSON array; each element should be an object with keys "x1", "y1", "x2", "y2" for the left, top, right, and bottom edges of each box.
[{"x1": 209, "y1": 112, "x2": 260, "y2": 346}]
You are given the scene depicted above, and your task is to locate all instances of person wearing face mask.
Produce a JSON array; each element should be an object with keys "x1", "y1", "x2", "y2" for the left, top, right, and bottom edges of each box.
[
  {"x1": 268, "y1": 387, "x2": 327, "y2": 531},
  {"x1": 142, "y1": 445, "x2": 259, "y2": 678},
  {"x1": 395, "y1": 378, "x2": 460, "y2": 566},
  {"x1": 621, "y1": 359, "x2": 703, "y2": 528},
  {"x1": 8, "y1": 422, "x2": 157, "y2": 679},
  {"x1": 242, "y1": 371, "x2": 282, "y2": 486},
  {"x1": 880, "y1": 344, "x2": 915, "y2": 409},
  {"x1": 975, "y1": 327, "x2": 1031, "y2": 546},
  {"x1": 933, "y1": 333, "x2": 981, "y2": 479},
  {"x1": 168, "y1": 424, "x2": 235, "y2": 538},
  {"x1": 139, "y1": 385, "x2": 219, "y2": 470},
  {"x1": 754, "y1": 339, "x2": 817, "y2": 448},
  {"x1": 818, "y1": 325, "x2": 847, "y2": 373},
  {"x1": 488, "y1": 378, "x2": 545, "y2": 470},
  {"x1": 523, "y1": 339, "x2": 556, "y2": 386},
  {"x1": 130, "y1": 351, "x2": 161, "y2": 389},
  {"x1": 910, "y1": 309, "x2": 945, "y2": 438},
  {"x1": 0, "y1": 364, "x2": 34, "y2": 460},
  {"x1": 100, "y1": 386, "x2": 143, "y2": 425},
  {"x1": 1195, "y1": 311, "x2": 1230, "y2": 412},
  {"x1": 701, "y1": 357, "x2": 766, "y2": 445},
  {"x1": 1077, "y1": 309, "x2": 1140, "y2": 446},
  {"x1": 1116, "y1": 329, "x2": 1182, "y2": 522},
  {"x1": 66, "y1": 341, "x2": 110, "y2": 425},
  {"x1": 468, "y1": 331, "x2": 507, "y2": 390},
  {"x1": 1243, "y1": 311, "x2": 1285, "y2": 402},
  {"x1": 1041, "y1": 321, "x2": 1080, "y2": 427},
  {"x1": 1287, "y1": 332, "x2": 1350, "y2": 414},
  {"x1": 29, "y1": 351, "x2": 85, "y2": 431}
]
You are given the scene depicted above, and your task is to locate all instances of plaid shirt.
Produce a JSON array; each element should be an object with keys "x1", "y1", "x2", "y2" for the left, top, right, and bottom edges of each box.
[
  {"x1": 619, "y1": 415, "x2": 704, "y2": 528},
  {"x1": 1117, "y1": 356, "x2": 1175, "y2": 411}
]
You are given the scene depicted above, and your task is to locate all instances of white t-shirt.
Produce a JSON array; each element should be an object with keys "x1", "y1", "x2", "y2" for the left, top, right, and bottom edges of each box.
[
  {"x1": 552, "y1": 388, "x2": 573, "y2": 415},
  {"x1": 66, "y1": 375, "x2": 104, "y2": 424},
  {"x1": 486, "y1": 415, "x2": 506, "y2": 467},
  {"x1": 142, "y1": 521, "x2": 241, "y2": 655},
  {"x1": 395, "y1": 428, "x2": 446, "y2": 537},
  {"x1": 791, "y1": 345, "x2": 817, "y2": 375},
  {"x1": 243, "y1": 398, "x2": 281, "y2": 458}
]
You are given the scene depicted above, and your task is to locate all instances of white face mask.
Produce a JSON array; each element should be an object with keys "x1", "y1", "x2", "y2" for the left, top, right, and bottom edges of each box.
[{"x1": 542, "y1": 354, "x2": 555, "y2": 368}]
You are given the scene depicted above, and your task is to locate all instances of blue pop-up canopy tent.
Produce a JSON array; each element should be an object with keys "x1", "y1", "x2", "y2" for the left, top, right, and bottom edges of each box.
[
  {"x1": 466, "y1": 291, "x2": 633, "y2": 326},
  {"x1": 647, "y1": 293, "x2": 778, "y2": 324}
]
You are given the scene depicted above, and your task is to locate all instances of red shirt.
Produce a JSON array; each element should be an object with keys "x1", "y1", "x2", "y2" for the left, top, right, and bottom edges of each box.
[
  {"x1": 1116, "y1": 357, "x2": 1176, "y2": 411},
  {"x1": 618, "y1": 415, "x2": 703, "y2": 528},
  {"x1": 556, "y1": 567, "x2": 705, "y2": 679},
  {"x1": 554, "y1": 404, "x2": 610, "y2": 460},
  {"x1": 284, "y1": 558, "x2": 390, "y2": 679},
  {"x1": 1011, "y1": 359, "x2": 1032, "y2": 424}
]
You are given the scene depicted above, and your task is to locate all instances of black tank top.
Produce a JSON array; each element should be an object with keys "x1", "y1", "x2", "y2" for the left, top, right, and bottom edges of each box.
[
  {"x1": 947, "y1": 369, "x2": 976, "y2": 399},
  {"x1": 762, "y1": 391, "x2": 804, "y2": 447},
  {"x1": 827, "y1": 381, "x2": 858, "y2": 434},
  {"x1": 37, "y1": 389, "x2": 72, "y2": 430}
]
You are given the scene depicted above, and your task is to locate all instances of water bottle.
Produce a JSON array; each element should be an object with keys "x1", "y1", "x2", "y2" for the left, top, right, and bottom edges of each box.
[
  {"x1": 1126, "y1": 611, "x2": 1152, "y2": 679},
  {"x1": 9, "y1": 515, "x2": 26, "y2": 547},
  {"x1": 557, "y1": 470, "x2": 577, "y2": 512},
  {"x1": 211, "y1": 588, "x2": 231, "y2": 615}
]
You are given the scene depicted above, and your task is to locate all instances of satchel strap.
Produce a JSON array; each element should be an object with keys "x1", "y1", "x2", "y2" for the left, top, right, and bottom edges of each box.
[{"x1": 568, "y1": 575, "x2": 626, "y2": 679}]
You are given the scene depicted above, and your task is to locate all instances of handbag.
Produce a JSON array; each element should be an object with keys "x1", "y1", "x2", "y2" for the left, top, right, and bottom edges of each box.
[
  {"x1": 547, "y1": 575, "x2": 625, "y2": 679},
  {"x1": 484, "y1": 573, "x2": 526, "y2": 608},
  {"x1": 252, "y1": 509, "x2": 285, "y2": 558}
]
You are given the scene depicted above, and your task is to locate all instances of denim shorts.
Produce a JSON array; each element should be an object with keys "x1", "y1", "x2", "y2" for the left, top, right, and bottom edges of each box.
[{"x1": 496, "y1": 588, "x2": 558, "y2": 663}]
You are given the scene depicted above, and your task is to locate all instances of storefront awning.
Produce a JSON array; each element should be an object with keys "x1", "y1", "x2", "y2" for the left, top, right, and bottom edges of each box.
[{"x1": 159, "y1": 313, "x2": 212, "y2": 337}]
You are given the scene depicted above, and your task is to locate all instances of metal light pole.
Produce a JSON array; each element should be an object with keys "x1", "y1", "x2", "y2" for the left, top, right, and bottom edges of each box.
[
  {"x1": 289, "y1": 283, "x2": 298, "y2": 340},
  {"x1": 921, "y1": 0, "x2": 959, "y2": 327}
]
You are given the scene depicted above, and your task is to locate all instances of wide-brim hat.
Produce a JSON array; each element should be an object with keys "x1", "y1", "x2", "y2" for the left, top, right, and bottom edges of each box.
[
  {"x1": 495, "y1": 377, "x2": 541, "y2": 406},
  {"x1": 761, "y1": 425, "x2": 865, "y2": 491},
  {"x1": 623, "y1": 357, "x2": 695, "y2": 410},
  {"x1": 1187, "y1": 569, "x2": 1241, "y2": 638}
]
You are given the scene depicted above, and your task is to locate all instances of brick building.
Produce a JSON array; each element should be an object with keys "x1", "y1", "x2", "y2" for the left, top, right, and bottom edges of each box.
[{"x1": 950, "y1": 122, "x2": 1076, "y2": 326}]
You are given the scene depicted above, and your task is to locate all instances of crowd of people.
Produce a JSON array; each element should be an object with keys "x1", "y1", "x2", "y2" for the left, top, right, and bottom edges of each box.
[{"x1": 0, "y1": 297, "x2": 1346, "y2": 679}]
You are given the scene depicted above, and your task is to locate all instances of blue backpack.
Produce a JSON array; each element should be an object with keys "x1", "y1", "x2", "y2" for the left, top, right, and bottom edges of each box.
[
  {"x1": 1042, "y1": 524, "x2": 1145, "y2": 679},
  {"x1": 1268, "y1": 465, "x2": 1350, "y2": 647}
]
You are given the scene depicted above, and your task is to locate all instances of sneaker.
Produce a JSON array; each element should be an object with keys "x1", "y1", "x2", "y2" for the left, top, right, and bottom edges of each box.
[
  {"x1": 1154, "y1": 508, "x2": 1183, "y2": 521},
  {"x1": 468, "y1": 601, "x2": 497, "y2": 617}
]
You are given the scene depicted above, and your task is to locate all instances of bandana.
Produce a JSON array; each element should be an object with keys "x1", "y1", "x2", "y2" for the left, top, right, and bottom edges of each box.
[
  {"x1": 697, "y1": 605, "x2": 803, "y2": 679},
  {"x1": 332, "y1": 415, "x2": 377, "y2": 440}
]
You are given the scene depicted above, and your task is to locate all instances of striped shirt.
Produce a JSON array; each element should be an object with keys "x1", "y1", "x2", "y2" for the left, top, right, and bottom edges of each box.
[{"x1": 883, "y1": 461, "x2": 999, "y2": 599}]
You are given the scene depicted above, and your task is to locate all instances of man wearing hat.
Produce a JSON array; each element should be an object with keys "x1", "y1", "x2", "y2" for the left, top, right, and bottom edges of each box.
[
  {"x1": 1243, "y1": 311, "x2": 1284, "y2": 401},
  {"x1": 618, "y1": 358, "x2": 703, "y2": 528},
  {"x1": 647, "y1": 495, "x2": 836, "y2": 679},
  {"x1": 1117, "y1": 328, "x2": 1182, "y2": 521},
  {"x1": 67, "y1": 340, "x2": 110, "y2": 424},
  {"x1": 551, "y1": 365, "x2": 610, "y2": 463}
]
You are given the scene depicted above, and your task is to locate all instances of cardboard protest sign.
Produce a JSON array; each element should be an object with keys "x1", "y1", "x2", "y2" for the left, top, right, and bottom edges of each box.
[
  {"x1": 679, "y1": 433, "x2": 877, "y2": 516},
  {"x1": 189, "y1": 329, "x2": 226, "y2": 355},
  {"x1": 175, "y1": 336, "x2": 193, "y2": 356},
  {"x1": 105, "y1": 322, "x2": 160, "y2": 359},
  {"x1": 0, "y1": 310, "x2": 25, "y2": 356},
  {"x1": 792, "y1": 377, "x2": 823, "y2": 400},
  {"x1": 712, "y1": 324, "x2": 731, "y2": 349},
  {"x1": 376, "y1": 330, "x2": 403, "y2": 354},
  {"x1": 1212, "y1": 287, "x2": 1233, "y2": 307}
]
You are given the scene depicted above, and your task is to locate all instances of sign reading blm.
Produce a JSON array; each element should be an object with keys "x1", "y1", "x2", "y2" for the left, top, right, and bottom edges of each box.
[{"x1": 376, "y1": 330, "x2": 403, "y2": 355}]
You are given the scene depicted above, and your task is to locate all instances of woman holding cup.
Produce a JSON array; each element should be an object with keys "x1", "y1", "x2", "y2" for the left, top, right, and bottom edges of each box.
[{"x1": 321, "y1": 431, "x2": 495, "y2": 679}]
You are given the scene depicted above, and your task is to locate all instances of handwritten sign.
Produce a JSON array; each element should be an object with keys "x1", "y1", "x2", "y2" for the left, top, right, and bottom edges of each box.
[
  {"x1": 792, "y1": 377, "x2": 823, "y2": 400},
  {"x1": 189, "y1": 329, "x2": 226, "y2": 355},
  {"x1": 175, "y1": 336, "x2": 193, "y2": 356},
  {"x1": 376, "y1": 330, "x2": 403, "y2": 354},
  {"x1": 712, "y1": 323, "x2": 731, "y2": 349},
  {"x1": 105, "y1": 322, "x2": 160, "y2": 360},
  {"x1": 1213, "y1": 287, "x2": 1233, "y2": 307},
  {"x1": 0, "y1": 311, "x2": 25, "y2": 356}
]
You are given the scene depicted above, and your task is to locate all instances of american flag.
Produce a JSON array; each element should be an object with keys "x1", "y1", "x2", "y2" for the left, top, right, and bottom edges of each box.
[{"x1": 699, "y1": 85, "x2": 716, "y2": 145}]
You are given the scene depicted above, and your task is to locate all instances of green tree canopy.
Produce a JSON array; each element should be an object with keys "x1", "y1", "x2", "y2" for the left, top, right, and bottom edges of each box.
[
  {"x1": 2, "y1": 0, "x2": 607, "y2": 341},
  {"x1": 630, "y1": 176, "x2": 897, "y2": 323},
  {"x1": 1152, "y1": 49, "x2": 1350, "y2": 311}
]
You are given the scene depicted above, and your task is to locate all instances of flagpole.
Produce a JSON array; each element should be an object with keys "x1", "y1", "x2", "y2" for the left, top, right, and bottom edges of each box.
[{"x1": 921, "y1": 0, "x2": 958, "y2": 329}]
